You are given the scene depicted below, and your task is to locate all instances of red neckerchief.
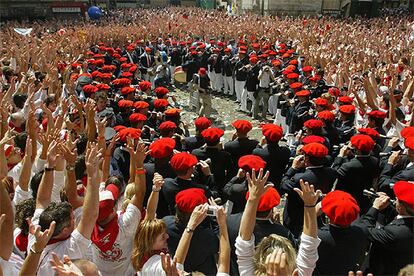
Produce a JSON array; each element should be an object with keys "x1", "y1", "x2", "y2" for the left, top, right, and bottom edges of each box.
[
  {"x1": 140, "y1": 249, "x2": 168, "y2": 268},
  {"x1": 8, "y1": 121, "x2": 22, "y2": 133},
  {"x1": 91, "y1": 214, "x2": 119, "y2": 252},
  {"x1": 15, "y1": 231, "x2": 28, "y2": 253},
  {"x1": 47, "y1": 235, "x2": 71, "y2": 245}
]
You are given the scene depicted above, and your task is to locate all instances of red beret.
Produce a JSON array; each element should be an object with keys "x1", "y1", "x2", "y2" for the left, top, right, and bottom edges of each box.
[
  {"x1": 164, "y1": 108, "x2": 181, "y2": 117},
  {"x1": 367, "y1": 110, "x2": 387, "y2": 119},
  {"x1": 133, "y1": 101, "x2": 149, "y2": 110},
  {"x1": 91, "y1": 71, "x2": 102, "y2": 78},
  {"x1": 251, "y1": 43, "x2": 260, "y2": 49},
  {"x1": 338, "y1": 96, "x2": 353, "y2": 105},
  {"x1": 199, "y1": 68, "x2": 207, "y2": 75},
  {"x1": 249, "y1": 57, "x2": 258, "y2": 64},
  {"x1": 272, "y1": 60, "x2": 282, "y2": 67},
  {"x1": 118, "y1": 99, "x2": 133, "y2": 109},
  {"x1": 289, "y1": 60, "x2": 298, "y2": 65},
  {"x1": 83, "y1": 84, "x2": 98, "y2": 94},
  {"x1": 145, "y1": 47, "x2": 151, "y2": 52},
  {"x1": 194, "y1": 117, "x2": 212, "y2": 130},
  {"x1": 246, "y1": 187, "x2": 281, "y2": 212},
  {"x1": 238, "y1": 155, "x2": 266, "y2": 172},
  {"x1": 393, "y1": 181, "x2": 414, "y2": 209},
  {"x1": 153, "y1": 99, "x2": 169, "y2": 111},
  {"x1": 96, "y1": 83, "x2": 111, "y2": 91},
  {"x1": 317, "y1": 110, "x2": 335, "y2": 122},
  {"x1": 232, "y1": 120, "x2": 252, "y2": 134},
  {"x1": 339, "y1": 105, "x2": 356, "y2": 114},
  {"x1": 121, "y1": 86, "x2": 135, "y2": 95},
  {"x1": 296, "y1": 90, "x2": 311, "y2": 97},
  {"x1": 118, "y1": 128, "x2": 141, "y2": 142},
  {"x1": 287, "y1": 73, "x2": 299, "y2": 79},
  {"x1": 350, "y1": 134, "x2": 375, "y2": 152},
  {"x1": 175, "y1": 188, "x2": 208, "y2": 213},
  {"x1": 112, "y1": 78, "x2": 131, "y2": 87},
  {"x1": 170, "y1": 152, "x2": 198, "y2": 171},
  {"x1": 121, "y1": 72, "x2": 133, "y2": 78},
  {"x1": 290, "y1": 82, "x2": 303, "y2": 90},
  {"x1": 328, "y1": 87, "x2": 340, "y2": 97},
  {"x1": 302, "y1": 66, "x2": 313, "y2": 72},
  {"x1": 139, "y1": 81, "x2": 152, "y2": 92},
  {"x1": 286, "y1": 65, "x2": 296, "y2": 71},
  {"x1": 314, "y1": 98, "x2": 329, "y2": 107},
  {"x1": 304, "y1": 119, "x2": 324, "y2": 130},
  {"x1": 302, "y1": 142, "x2": 328, "y2": 158},
  {"x1": 404, "y1": 137, "x2": 414, "y2": 150},
  {"x1": 309, "y1": 76, "x2": 321, "y2": 82},
  {"x1": 113, "y1": 125, "x2": 127, "y2": 132},
  {"x1": 282, "y1": 53, "x2": 291, "y2": 58},
  {"x1": 321, "y1": 190, "x2": 360, "y2": 226},
  {"x1": 98, "y1": 184, "x2": 120, "y2": 221},
  {"x1": 121, "y1": 63, "x2": 133, "y2": 69},
  {"x1": 159, "y1": 121, "x2": 177, "y2": 132},
  {"x1": 302, "y1": 135, "x2": 325, "y2": 145},
  {"x1": 262, "y1": 124, "x2": 283, "y2": 143},
  {"x1": 402, "y1": 127, "x2": 414, "y2": 139},
  {"x1": 129, "y1": 113, "x2": 147, "y2": 123},
  {"x1": 149, "y1": 137, "x2": 176, "y2": 159},
  {"x1": 94, "y1": 59, "x2": 104, "y2": 66},
  {"x1": 282, "y1": 70, "x2": 293, "y2": 76},
  {"x1": 154, "y1": 86, "x2": 169, "y2": 96},
  {"x1": 201, "y1": 127, "x2": 224, "y2": 144},
  {"x1": 100, "y1": 73, "x2": 112, "y2": 80},
  {"x1": 358, "y1": 128, "x2": 380, "y2": 139},
  {"x1": 224, "y1": 48, "x2": 231, "y2": 53}
]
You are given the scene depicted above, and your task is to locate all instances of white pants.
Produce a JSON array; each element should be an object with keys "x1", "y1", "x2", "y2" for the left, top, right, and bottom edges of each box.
[
  {"x1": 235, "y1": 80, "x2": 245, "y2": 102},
  {"x1": 209, "y1": 71, "x2": 217, "y2": 91},
  {"x1": 170, "y1": 65, "x2": 176, "y2": 83},
  {"x1": 241, "y1": 89, "x2": 255, "y2": 112},
  {"x1": 268, "y1": 94, "x2": 278, "y2": 115},
  {"x1": 215, "y1": 73, "x2": 224, "y2": 92},
  {"x1": 223, "y1": 76, "x2": 234, "y2": 95},
  {"x1": 189, "y1": 89, "x2": 200, "y2": 111}
]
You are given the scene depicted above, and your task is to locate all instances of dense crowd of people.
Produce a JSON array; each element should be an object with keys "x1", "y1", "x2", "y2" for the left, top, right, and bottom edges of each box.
[{"x1": 0, "y1": 7, "x2": 414, "y2": 276}]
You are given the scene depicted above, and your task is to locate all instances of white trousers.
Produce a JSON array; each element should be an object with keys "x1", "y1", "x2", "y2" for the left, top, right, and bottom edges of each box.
[{"x1": 223, "y1": 76, "x2": 234, "y2": 95}]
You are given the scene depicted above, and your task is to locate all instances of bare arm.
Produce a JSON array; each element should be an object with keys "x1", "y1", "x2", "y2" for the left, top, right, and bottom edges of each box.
[
  {"x1": 0, "y1": 182, "x2": 14, "y2": 260},
  {"x1": 36, "y1": 140, "x2": 57, "y2": 209},
  {"x1": 77, "y1": 143, "x2": 101, "y2": 239},
  {"x1": 130, "y1": 141, "x2": 148, "y2": 210},
  {"x1": 217, "y1": 207, "x2": 230, "y2": 274},
  {"x1": 294, "y1": 179, "x2": 320, "y2": 238},
  {"x1": 18, "y1": 138, "x2": 33, "y2": 191},
  {"x1": 145, "y1": 173, "x2": 163, "y2": 220}
]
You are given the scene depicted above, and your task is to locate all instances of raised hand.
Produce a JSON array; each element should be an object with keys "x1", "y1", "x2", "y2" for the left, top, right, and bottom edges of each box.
[
  {"x1": 50, "y1": 253, "x2": 83, "y2": 276},
  {"x1": 85, "y1": 142, "x2": 102, "y2": 178},
  {"x1": 293, "y1": 179, "x2": 322, "y2": 207},
  {"x1": 246, "y1": 169, "x2": 271, "y2": 201},
  {"x1": 29, "y1": 219, "x2": 56, "y2": 253},
  {"x1": 160, "y1": 253, "x2": 182, "y2": 276},
  {"x1": 134, "y1": 140, "x2": 149, "y2": 166},
  {"x1": 187, "y1": 203, "x2": 208, "y2": 230},
  {"x1": 153, "y1": 172, "x2": 164, "y2": 190}
]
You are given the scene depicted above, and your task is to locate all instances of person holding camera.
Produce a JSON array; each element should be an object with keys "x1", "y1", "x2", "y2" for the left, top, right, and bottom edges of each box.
[
  {"x1": 193, "y1": 67, "x2": 213, "y2": 119},
  {"x1": 253, "y1": 65, "x2": 276, "y2": 120}
]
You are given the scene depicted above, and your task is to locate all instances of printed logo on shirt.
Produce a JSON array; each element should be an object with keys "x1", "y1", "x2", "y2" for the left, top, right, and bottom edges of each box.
[{"x1": 98, "y1": 242, "x2": 126, "y2": 262}]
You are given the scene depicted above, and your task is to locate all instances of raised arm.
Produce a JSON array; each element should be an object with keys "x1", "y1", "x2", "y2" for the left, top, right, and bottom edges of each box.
[
  {"x1": 175, "y1": 204, "x2": 208, "y2": 265},
  {"x1": 36, "y1": 139, "x2": 58, "y2": 209},
  {"x1": 0, "y1": 178, "x2": 14, "y2": 260},
  {"x1": 131, "y1": 141, "x2": 148, "y2": 210},
  {"x1": 294, "y1": 179, "x2": 320, "y2": 238},
  {"x1": 77, "y1": 143, "x2": 101, "y2": 239},
  {"x1": 216, "y1": 206, "x2": 230, "y2": 275},
  {"x1": 18, "y1": 138, "x2": 33, "y2": 191},
  {"x1": 145, "y1": 173, "x2": 164, "y2": 220},
  {"x1": 240, "y1": 169, "x2": 271, "y2": 241}
]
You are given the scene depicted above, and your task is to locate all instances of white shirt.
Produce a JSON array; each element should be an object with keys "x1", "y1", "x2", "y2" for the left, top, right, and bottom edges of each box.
[
  {"x1": 0, "y1": 257, "x2": 19, "y2": 276},
  {"x1": 258, "y1": 69, "x2": 272, "y2": 88},
  {"x1": 91, "y1": 204, "x2": 141, "y2": 276},
  {"x1": 28, "y1": 208, "x2": 90, "y2": 276},
  {"x1": 235, "y1": 233, "x2": 321, "y2": 276}
]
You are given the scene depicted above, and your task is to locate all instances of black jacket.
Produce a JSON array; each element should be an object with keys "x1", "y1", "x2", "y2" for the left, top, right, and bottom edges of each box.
[
  {"x1": 280, "y1": 166, "x2": 337, "y2": 236},
  {"x1": 378, "y1": 163, "x2": 414, "y2": 197},
  {"x1": 332, "y1": 155, "x2": 380, "y2": 214},
  {"x1": 288, "y1": 101, "x2": 312, "y2": 133},
  {"x1": 314, "y1": 224, "x2": 369, "y2": 275},
  {"x1": 224, "y1": 137, "x2": 259, "y2": 166},
  {"x1": 252, "y1": 143, "x2": 291, "y2": 190},
  {"x1": 354, "y1": 207, "x2": 414, "y2": 275},
  {"x1": 182, "y1": 135, "x2": 205, "y2": 152}
]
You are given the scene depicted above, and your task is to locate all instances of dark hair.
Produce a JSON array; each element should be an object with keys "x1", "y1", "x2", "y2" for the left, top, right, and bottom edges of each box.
[
  {"x1": 14, "y1": 132, "x2": 27, "y2": 153},
  {"x1": 306, "y1": 155, "x2": 326, "y2": 166},
  {"x1": 105, "y1": 175, "x2": 125, "y2": 198},
  {"x1": 15, "y1": 198, "x2": 36, "y2": 235},
  {"x1": 39, "y1": 201, "x2": 73, "y2": 235},
  {"x1": 402, "y1": 202, "x2": 414, "y2": 216},
  {"x1": 75, "y1": 155, "x2": 86, "y2": 181},
  {"x1": 368, "y1": 117, "x2": 385, "y2": 128},
  {"x1": 13, "y1": 94, "x2": 28, "y2": 109},
  {"x1": 175, "y1": 208, "x2": 191, "y2": 227},
  {"x1": 76, "y1": 134, "x2": 88, "y2": 155},
  {"x1": 30, "y1": 170, "x2": 44, "y2": 199},
  {"x1": 95, "y1": 91, "x2": 108, "y2": 101},
  {"x1": 45, "y1": 95, "x2": 56, "y2": 107}
]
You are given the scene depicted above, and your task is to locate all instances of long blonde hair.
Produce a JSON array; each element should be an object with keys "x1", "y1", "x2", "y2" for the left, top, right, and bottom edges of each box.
[
  {"x1": 131, "y1": 219, "x2": 167, "y2": 271},
  {"x1": 254, "y1": 234, "x2": 297, "y2": 275}
]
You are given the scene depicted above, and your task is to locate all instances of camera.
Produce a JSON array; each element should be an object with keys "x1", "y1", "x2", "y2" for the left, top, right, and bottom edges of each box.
[{"x1": 207, "y1": 205, "x2": 217, "y2": 216}]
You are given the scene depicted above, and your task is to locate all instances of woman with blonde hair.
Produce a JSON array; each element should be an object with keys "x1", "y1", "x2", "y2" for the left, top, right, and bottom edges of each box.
[
  {"x1": 131, "y1": 173, "x2": 208, "y2": 275},
  {"x1": 236, "y1": 169, "x2": 321, "y2": 276}
]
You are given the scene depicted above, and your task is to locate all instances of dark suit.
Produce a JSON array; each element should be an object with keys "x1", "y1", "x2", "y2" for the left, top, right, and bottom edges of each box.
[
  {"x1": 224, "y1": 137, "x2": 259, "y2": 166},
  {"x1": 139, "y1": 53, "x2": 155, "y2": 75},
  {"x1": 192, "y1": 147, "x2": 235, "y2": 196},
  {"x1": 280, "y1": 166, "x2": 337, "y2": 236},
  {"x1": 163, "y1": 216, "x2": 219, "y2": 275},
  {"x1": 182, "y1": 135, "x2": 205, "y2": 152},
  {"x1": 182, "y1": 58, "x2": 201, "y2": 83},
  {"x1": 336, "y1": 120, "x2": 355, "y2": 144},
  {"x1": 288, "y1": 101, "x2": 313, "y2": 134},
  {"x1": 355, "y1": 207, "x2": 414, "y2": 275},
  {"x1": 226, "y1": 212, "x2": 297, "y2": 276},
  {"x1": 252, "y1": 143, "x2": 291, "y2": 190},
  {"x1": 332, "y1": 155, "x2": 380, "y2": 214},
  {"x1": 378, "y1": 163, "x2": 414, "y2": 197},
  {"x1": 314, "y1": 224, "x2": 369, "y2": 275}
]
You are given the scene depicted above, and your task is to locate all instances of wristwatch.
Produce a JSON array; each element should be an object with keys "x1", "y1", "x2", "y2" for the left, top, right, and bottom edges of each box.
[{"x1": 185, "y1": 227, "x2": 194, "y2": 233}]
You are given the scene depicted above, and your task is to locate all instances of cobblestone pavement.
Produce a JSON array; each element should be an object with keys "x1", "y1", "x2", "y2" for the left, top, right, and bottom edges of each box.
[{"x1": 170, "y1": 84, "x2": 266, "y2": 141}]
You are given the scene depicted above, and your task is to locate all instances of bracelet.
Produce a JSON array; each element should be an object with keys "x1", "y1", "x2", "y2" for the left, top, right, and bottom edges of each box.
[
  {"x1": 66, "y1": 164, "x2": 75, "y2": 171},
  {"x1": 304, "y1": 204, "x2": 317, "y2": 208},
  {"x1": 30, "y1": 246, "x2": 43, "y2": 254},
  {"x1": 45, "y1": 166, "x2": 55, "y2": 172},
  {"x1": 136, "y1": 168, "x2": 146, "y2": 175},
  {"x1": 152, "y1": 185, "x2": 161, "y2": 192},
  {"x1": 185, "y1": 227, "x2": 194, "y2": 233}
]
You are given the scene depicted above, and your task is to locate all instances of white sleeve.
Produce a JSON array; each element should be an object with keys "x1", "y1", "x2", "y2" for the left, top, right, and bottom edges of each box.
[
  {"x1": 7, "y1": 163, "x2": 22, "y2": 185},
  {"x1": 32, "y1": 156, "x2": 46, "y2": 174},
  {"x1": 10, "y1": 57, "x2": 17, "y2": 72},
  {"x1": 120, "y1": 204, "x2": 141, "y2": 236},
  {"x1": 235, "y1": 235, "x2": 256, "y2": 276},
  {"x1": 296, "y1": 233, "x2": 321, "y2": 276},
  {"x1": 0, "y1": 257, "x2": 19, "y2": 276},
  {"x1": 51, "y1": 170, "x2": 65, "y2": 203},
  {"x1": 12, "y1": 185, "x2": 32, "y2": 206}
]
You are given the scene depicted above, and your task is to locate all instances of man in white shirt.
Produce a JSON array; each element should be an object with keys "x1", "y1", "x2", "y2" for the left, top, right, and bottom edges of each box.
[{"x1": 253, "y1": 65, "x2": 275, "y2": 120}]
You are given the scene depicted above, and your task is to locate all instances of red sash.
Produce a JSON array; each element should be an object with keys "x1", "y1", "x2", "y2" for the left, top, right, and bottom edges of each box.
[{"x1": 91, "y1": 215, "x2": 120, "y2": 252}]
